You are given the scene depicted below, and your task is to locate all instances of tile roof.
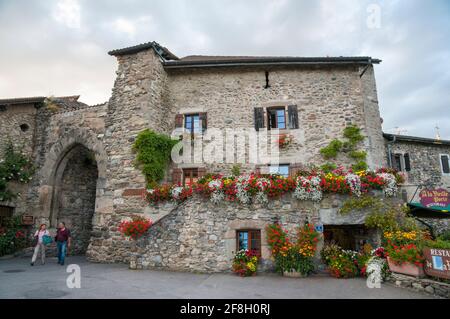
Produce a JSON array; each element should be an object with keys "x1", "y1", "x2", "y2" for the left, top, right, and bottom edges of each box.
[
  {"x1": 164, "y1": 55, "x2": 381, "y2": 68},
  {"x1": 108, "y1": 41, "x2": 381, "y2": 68},
  {"x1": 0, "y1": 95, "x2": 88, "y2": 109}
]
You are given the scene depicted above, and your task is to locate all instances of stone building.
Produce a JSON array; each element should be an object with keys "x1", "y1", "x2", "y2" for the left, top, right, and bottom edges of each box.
[{"x1": 0, "y1": 41, "x2": 448, "y2": 271}]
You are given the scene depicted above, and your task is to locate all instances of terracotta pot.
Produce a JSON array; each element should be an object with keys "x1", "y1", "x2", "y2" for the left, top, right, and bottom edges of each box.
[{"x1": 387, "y1": 256, "x2": 424, "y2": 278}]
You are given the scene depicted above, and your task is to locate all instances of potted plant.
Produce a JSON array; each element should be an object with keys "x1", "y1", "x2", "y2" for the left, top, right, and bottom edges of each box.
[
  {"x1": 384, "y1": 230, "x2": 425, "y2": 277},
  {"x1": 232, "y1": 250, "x2": 259, "y2": 277},
  {"x1": 266, "y1": 223, "x2": 319, "y2": 277}
]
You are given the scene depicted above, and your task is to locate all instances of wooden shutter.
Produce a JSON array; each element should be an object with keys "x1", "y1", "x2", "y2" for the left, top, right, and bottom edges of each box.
[
  {"x1": 441, "y1": 155, "x2": 450, "y2": 174},
  {"x1": 404, "y1": 153, "x2": 411, "y2": 172},
  {"x1": 289, "y1": 163, "x2": 302, "y2": 178},
  {"x1": 199, "y1": 112, "x2": 207, "y2": 132},
  {"x1": 288, "y1": 105, "x2": 299, "y2": 129},
  {"x1": 254, "y1": 107, "x2": 264, "y2": 131},
  {"x1": 175, "y1": 114, "x2": 184, "y2": 128},
  {"x1": 249, "y1": 230, "x2": 261, "y2": 256},
  {"x1": 171, "y1": 168, "x2": 183, "y2": 185},
  {"x1": 198, "y1": 167, "x2": 207, "y2": 178}
]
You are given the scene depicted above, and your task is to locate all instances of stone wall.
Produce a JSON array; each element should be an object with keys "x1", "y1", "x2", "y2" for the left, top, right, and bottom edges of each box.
[
  {"x1": 166, "y1": 64, "x2": 385, "y2": 176},
  {"x1": 387, "y1": 273, "x2": 450, "y2": 299},
  {"x1": 0, "y1": 103, "x2": 38, "y2": 215},
  {"x1": 390, "y1": 141, "x2": 450, "y2": 234},
  {"x1": 87, "y1": 192, "x2": 391, "y2": 272}
]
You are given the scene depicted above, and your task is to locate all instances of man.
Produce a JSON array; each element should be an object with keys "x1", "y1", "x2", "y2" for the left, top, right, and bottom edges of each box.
[{"x1": 55, "y1": 222, "x2": 71, "y2": 266}]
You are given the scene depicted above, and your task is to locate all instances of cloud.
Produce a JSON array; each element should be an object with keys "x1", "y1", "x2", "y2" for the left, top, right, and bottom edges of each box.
[
  {"x1": 0, "y1": 0, "x2": 449, "y2": 139},
  {"x1": 52, "y1": 0, "x2": 81, "y2": 29}
]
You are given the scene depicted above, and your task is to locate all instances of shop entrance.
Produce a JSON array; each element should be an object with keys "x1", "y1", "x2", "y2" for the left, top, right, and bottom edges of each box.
[{"x1": 323, "y1": 225, "x2": 371, "y2": 251}]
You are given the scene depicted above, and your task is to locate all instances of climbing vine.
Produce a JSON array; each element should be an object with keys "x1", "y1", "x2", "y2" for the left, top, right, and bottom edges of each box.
[
  {"x1": 0, "y1": 141, "x2": 35, "y2": 202},
  {"x1": 339, "y1": 195, "x2": 418, "y2": 232},
  {"x1": 133, "y1": 129, "x2": 179, "y2": 188},
  {"x1": 320, "y1": 125, "x2": 368, "y2": 171}
]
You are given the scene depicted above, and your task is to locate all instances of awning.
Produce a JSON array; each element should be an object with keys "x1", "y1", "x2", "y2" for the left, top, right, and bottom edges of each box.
[{"x1": 407, "y1": 203, "x2": 450, "y2": 219}]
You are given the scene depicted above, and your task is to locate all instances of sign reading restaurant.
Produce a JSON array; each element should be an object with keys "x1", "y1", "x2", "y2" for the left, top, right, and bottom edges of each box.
[
  {"x1": 419, "y1": 188, "x2": 450, "y2": 211},
  {"x1": 423, "y1": 248, "x2": 450, "y2": 279}
]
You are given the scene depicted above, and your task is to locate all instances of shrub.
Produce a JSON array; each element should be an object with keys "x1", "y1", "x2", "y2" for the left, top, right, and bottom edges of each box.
[
  {"x1": 0, "y1": 216, "x2": 28, "y2": 257},
  {"x1": 232, "y1": 250, "x2": 259, "y2": 277}
]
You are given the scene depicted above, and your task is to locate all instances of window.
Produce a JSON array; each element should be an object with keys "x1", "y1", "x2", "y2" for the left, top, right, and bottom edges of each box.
[
  {"x1": 393, "y1": 154, "x2": 402, "y2": 171},
  {"x1": 269, "y1": 164, "x2": 290, "y2": 178},
  {"x1": 391, "y1": 153, "x2": 411, "y2": 172},
  {"x1": 236, "y1": 230, "x2": 261, "y2": 256},
  {"x1": 0, "y1": 206, "x2": 14, "y2": 226},
  {"x1": 183, "y1": 168, "x2": 199, "y2": 186},
  {"x1": 254, "y1": 105, "x2": 298, "y2": 131},
  {"x1": 440, "y1": 154, "x2": 450, "y2": 175},
  {"x1": 20, "y1": 124, "x2": 29, "y2": 132},
  {"x1": 267, "y1": 107, "x2": 286, "y2": 130},
  {"x1": 185, "y1": 114, "x2": 201, "y2": 134}
]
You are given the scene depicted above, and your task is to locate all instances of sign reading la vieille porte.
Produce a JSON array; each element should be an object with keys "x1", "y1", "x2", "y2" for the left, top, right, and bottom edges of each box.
[{"x1": 419, "y1": 188, "x2": 450, "y2": 210}]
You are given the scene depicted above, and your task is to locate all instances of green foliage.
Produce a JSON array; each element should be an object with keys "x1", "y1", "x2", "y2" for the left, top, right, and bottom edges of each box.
[
  {"x1": 343, "y1": 125, "x2": 365, "y2": 145},
  {"x1": 349, "y1": 150, "x2": 367, "y2": 161},
  {"x1": 0, "y1": 141, "x2": 35, "y2": 201},
  {"x1": 437, "y1": 230, "x2": 450, "y2": 242},
  {"x1": 133, "y1": 129, "x2": 179, "y2": 188},
  {"x1": 320, "y1": 162, "x2": 337, "y2": 173},
  {"x1": 340, "y1": 196, "x2": 418, "y2": 232},
  {"x1": 231, "y1": 164, "x2": 241, "y2": 177},
  {"x1": 319, "y1": 125, "x2": 368, "y2": 169},
  {"x1": 0, "y1": 216, "x2": 28, "y2": 257},
  {"x1": 351, "y1": 161, "x2": 369, "y2": 172},
  {"x1": 421, "y1": 239, "x2": 450, "y2": 250},
  {"x1": 319, "y1": 139, "x2": 343, "y2": 159},
  {"x1": 274, "y1": 250, "x2": 314, "y2": 275}
]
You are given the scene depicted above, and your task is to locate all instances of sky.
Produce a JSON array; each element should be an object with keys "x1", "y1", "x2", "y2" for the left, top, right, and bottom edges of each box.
[{"x1": 0, "y1": 0, "x2": 449, "y2": 139}]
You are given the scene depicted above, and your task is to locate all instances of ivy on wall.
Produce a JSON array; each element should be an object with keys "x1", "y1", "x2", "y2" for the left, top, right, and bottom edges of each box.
[
  {"x1": 0, "y1": 141, "x2": 35, "y2": 202},
  {"x1": 339, "y1": 195, "x2": 418, "y2": 232},
  {"x1": 320, "y1": 125, "x2": 368, "y2": 172},
  {"x1": 133, "y1": 129, "x2": 179, "y2": 188}
]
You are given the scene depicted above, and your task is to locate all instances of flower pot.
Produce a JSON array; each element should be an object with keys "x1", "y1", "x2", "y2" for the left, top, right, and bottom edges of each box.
[
  {"x1": 387, "y1": 256, "x2": 424, "y2": 278},
  {"x1": 283, "y1": 270, "x2": 307, "y2": 278}
]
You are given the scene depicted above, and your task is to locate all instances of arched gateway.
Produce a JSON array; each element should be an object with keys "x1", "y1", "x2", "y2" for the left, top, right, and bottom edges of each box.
[{"x1": 36, "y1": 127, "x2": 111, "y2": 255}]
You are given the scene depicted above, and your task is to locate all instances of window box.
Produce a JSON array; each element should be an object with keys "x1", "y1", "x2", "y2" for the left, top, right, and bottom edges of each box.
[{"x1": 387, "y1": 256, "x2": 424, "y2": 278}]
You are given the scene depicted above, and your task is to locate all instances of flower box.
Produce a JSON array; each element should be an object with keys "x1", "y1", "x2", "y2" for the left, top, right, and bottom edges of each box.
[
  {"x1": 282, "y1": 270, "x2": 307, "y2": 278},
  {"x1": 387, "y1": 256, "x2": 424, "y2": 278}
]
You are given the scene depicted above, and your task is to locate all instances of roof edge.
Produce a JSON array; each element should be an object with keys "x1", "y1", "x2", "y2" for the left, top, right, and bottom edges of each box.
[
  {"x1": 383, "y1": 133, "x2": 450, "y2": 146},
  {"x1": 108, "y1": 41, "x2": 179, "y2": 60}
]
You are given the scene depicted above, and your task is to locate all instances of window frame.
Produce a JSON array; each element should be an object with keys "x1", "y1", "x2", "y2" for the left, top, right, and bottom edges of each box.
[
  {"x1": 236, "y1": 229, "x2": 261, "y2": 256},
  {"x1": 182, "y1": 168, "x2": 199, "y2": 186},
  {"x1": 268, "y1": 164, "x2": 290, "y2": 178},
  {"x1": 184, "y1": 113, "x2": 201, "y2": 134},
  {"x1": 267, "y1": 107, "x2": 287, "y2": 130},
  {"x1": 439, "y1": 154, "x2": 450, "y2": 175}
]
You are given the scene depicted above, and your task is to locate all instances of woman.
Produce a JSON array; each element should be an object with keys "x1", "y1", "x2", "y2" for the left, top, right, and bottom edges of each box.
[{"x1": 31, "y1": 224, "x2": 50, "y2": 266}]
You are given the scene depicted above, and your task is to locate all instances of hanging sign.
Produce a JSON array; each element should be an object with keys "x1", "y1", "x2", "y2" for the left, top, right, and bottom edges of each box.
[{"x1": 419, "y1": 188, "x2": 450, "y2": 211}]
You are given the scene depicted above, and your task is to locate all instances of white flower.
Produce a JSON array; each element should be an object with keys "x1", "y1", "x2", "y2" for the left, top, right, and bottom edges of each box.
[
  {"x1": 293, "y1": 176, "x2": 322, "y2": 202},
  {"x1": 146, "y1": 189, "x2": 155, "y2": 194},
  {"x1": 208, "y1": 179, "x2": 225, "y2": 204},
  {"x1": 345, "y1": 173, "x2": 361, "y2": 197},
  {"x1": 236, "y1": 175, "x2": 251, "y2": 204},
  {"x1": 377, "y1": 173, "x2": 398, "y2": 197},
  {"x1": 170, "y1": 186, "x2": 184, "y2": 200}
]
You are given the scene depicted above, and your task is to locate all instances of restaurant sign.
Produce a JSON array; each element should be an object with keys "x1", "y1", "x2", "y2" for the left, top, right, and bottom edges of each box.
[
  {"x1": 419, "y1": 188, "x2": 450, "y2": 211},
  {"x1": 423, "y1": 248, "x2": 450, "y2": 279}
]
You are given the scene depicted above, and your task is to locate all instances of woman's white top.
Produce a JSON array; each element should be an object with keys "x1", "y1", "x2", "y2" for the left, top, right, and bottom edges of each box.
[{"x1": 34, "y1": 230, "x2": 50, "y2": 243}]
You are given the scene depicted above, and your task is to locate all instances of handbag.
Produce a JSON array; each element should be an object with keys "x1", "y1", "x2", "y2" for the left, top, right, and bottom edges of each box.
[{"x1": 42, "y1": 234, "x2": 53, "y2": 245}]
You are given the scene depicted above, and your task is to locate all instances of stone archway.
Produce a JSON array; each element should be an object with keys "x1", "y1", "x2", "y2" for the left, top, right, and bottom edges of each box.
[{"x1": 36, "y1": 127, "x2": 112, "y2": 255}]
